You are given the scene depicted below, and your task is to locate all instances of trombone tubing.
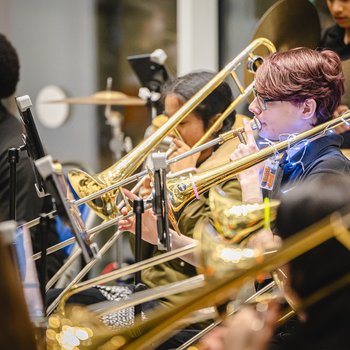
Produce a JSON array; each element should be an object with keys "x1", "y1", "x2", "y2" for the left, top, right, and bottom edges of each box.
[
  {"x1": 32, "y1": 115, "x2": 256, "y2": 261},
  {"x1": 54, "y1": 242, "x2": 198, "y2": 316},
  {"x1": 47, "y1": 229, "x2": 124, "y2": 315},
  {"x1": 72, "y1": 117, "x2": 257, "y2": 208},
  {"x1": 32, "y1": 112, "x2": 350, "y2": 261},
  {"x1": 32, "y1": 203, "x2": 150, "y2": 261},
  {"x1": 108, "y1": 209, "x2": 350, "y2": 350},
  {"x1": 176, "y1": 281, "x2": 276, "y2": 350},
  {"x1": 169, "y1": 111, "x2": 350, "y2": 213},
  {"x1": 71, "y1": 37, "x2": 275, "y2": 208}
]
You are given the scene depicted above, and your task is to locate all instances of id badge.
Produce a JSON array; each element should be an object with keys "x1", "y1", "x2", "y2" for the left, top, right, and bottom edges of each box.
[{"x1": 260, "y1": 158, "x2": 279, "y2": 191}]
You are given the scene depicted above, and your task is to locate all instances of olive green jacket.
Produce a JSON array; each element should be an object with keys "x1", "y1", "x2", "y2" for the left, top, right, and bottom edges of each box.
[{"x1": 132, "y1": 137, "x2": 242, "y2": 307}]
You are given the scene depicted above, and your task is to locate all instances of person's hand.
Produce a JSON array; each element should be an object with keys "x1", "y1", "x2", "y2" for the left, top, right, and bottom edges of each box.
[
  {"x1": 118, "y1": 189, "x2": 159, "y2": 245},
  {"x1": 139, "y1": 175, "x2": 152, "y2": 199},
  {"x1": 247, "y1": 229, "x2": 282, "y2": 251},
  {"x1": 168, "y1": 138, "x2": 199, "y2": 172},
  {"x1": 201, "y1": 303, "x2": 280, "y2": 350},
  {"x1": 333, "y1": 105, "x2": 350, "y2": 134},
  {"x1": 230, "y1": 118, "x2": 263, "y2": 203}
]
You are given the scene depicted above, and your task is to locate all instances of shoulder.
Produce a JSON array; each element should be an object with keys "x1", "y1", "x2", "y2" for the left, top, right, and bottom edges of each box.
[
  {"x1": 320, "y1": 25, "x2": 343, "y2": 42},
  {"x1": 306, "y1": 149, "x2": 350, "y2": 176},
  {"x1": 0, "y1": 113, "x2": 23, "y2": 154}
]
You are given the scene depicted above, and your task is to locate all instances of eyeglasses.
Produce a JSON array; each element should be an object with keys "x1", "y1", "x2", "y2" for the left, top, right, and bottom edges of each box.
[{"x1": 253, "y1": 87, "x2": 276, "y2": 111}]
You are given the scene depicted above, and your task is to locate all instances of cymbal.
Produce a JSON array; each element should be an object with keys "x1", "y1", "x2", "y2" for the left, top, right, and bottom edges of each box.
[
  {"x1": 44, "y1": 90, "x2": 146, "y2": 106},
  {"x1": 341, "y1": 59, "x2": 350, "y2": 105},
  {"x1": 245, "y1": 0, "x2": 321, "y2": 90}
]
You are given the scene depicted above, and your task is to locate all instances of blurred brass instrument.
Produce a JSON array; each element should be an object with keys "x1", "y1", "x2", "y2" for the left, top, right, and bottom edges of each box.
[
  {"x1": 47, "y1": 194, "x2": 271, "y2": 315},
  {"x1": 47, "y1": 197, "x2": 276, "y2": 347},
  {"x1": 68, "y1": 38, "x2": 276, "y2": 221},
  {"x1": 208, "y1": 186, "x2": 279, "y2": 244},
  {"x1": 46, "y1": 204, "x2": 350, "y2": 350}
]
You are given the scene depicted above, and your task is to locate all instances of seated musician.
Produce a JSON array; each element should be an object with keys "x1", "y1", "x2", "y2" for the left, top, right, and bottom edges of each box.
[
  {"x1": 200, "y1": 173, "x2": 350, "y2": 350},
  {"x1": 48, "y1": 71, "x2": 245, "y2": 343},
  {"x1": 132, "y1": 71, "x2": 242, "y2": 309},
  {"x1": 121, "y1": 47, "x2": 350, "y2": 249},
  {"x1": 119, "y1": 47, "x2": 350, "y2": 349}
]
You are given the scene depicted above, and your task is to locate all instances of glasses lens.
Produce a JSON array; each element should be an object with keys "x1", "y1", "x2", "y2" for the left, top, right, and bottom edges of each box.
[{"x1": 253, "y1": 88, "x2": 266, "y2": 111}]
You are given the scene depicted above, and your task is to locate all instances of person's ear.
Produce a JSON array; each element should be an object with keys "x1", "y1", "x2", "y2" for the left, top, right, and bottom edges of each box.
[{"x1": 301, "y1": 98, "x2": 317, "y2": 121}]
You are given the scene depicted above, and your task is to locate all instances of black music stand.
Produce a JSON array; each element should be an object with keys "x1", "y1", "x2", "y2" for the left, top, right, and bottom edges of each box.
[
  {"x1": 15, "y1": 95, "x2": 53, "y2": 304},
  {"x1": 15, "y1": 96, "x2": 98, "y2": 304},
  {"x1": 128, "y1": 49, "x2": 172, "y2": 119}
]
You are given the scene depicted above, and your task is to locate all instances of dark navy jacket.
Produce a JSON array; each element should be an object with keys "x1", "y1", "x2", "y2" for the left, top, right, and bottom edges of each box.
[{"x1": 272, "y1": 134, "x2": 350, "y2": 198}]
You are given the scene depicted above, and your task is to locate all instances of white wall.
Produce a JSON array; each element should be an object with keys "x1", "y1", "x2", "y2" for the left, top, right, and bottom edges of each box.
[
  {"x1": 0, "y1": 0, "x2": 99, "y2": 171},
  {"x1": 177, "y1": 0, "x2": 218, "y2": 75}
]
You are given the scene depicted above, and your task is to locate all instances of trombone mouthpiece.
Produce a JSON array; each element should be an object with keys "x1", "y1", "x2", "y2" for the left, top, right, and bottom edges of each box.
[{"x1": 251, "y1": 117, "x2": 261, "y2": 131}]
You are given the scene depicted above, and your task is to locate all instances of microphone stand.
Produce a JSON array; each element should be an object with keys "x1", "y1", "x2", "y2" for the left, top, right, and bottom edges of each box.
[{"x1": 133, "y1": 197, "x2": 145, "y2": 316}]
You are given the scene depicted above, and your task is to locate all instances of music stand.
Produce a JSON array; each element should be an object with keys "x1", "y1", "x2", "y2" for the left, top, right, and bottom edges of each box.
[
  {"x1": 128, "y1": 49, "x2": 172, "y2": 119},
  {"x1": 15, "y1": 96, "x2": 98, "y2": 300}
]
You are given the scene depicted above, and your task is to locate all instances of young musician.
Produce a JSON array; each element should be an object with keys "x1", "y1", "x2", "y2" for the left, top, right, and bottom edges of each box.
[{"x1": 121, "y1": 48, "x2": 350, "y2": 255}]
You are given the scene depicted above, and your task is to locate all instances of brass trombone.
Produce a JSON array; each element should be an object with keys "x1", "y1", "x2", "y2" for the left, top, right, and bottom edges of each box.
[
  {"x1": 36, "y1": 112, "x2": 350, "y2": 261},
  {"x1": 30, "y1": 118, "x2": 259, "y2": 262},
  {"x1": 167, "y1": 112, "x2": 350, "y2": 213},
  {"x1": 28, "y1": 38, "x2": 275, "y2": 292},
  {"x1": 46, "y1": 206, "x2": 350, "y2": 350},
  {"x1": 68, "y1": 38, "x2": 276, "y2": 221}
]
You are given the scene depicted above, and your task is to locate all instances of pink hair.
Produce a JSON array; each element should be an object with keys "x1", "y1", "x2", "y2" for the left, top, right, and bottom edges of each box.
[{"x1": 255, "y1": 48, "x2": 345, "y2": 125}]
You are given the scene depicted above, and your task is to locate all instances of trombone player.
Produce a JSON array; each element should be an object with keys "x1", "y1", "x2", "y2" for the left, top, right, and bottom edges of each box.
[
  {"x1": 121, "y1": 47, "x2": 350, "y2": 253},
  {"x1": 119, "y1": 47, "x2": 350, "y2": 348},
  {"x1": 48, "y1": 70, "x2": 243, "y2": 343}
]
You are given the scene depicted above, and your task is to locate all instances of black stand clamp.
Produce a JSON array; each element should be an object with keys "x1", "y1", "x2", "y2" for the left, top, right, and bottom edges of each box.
[{"x1": 151, "y1": 153, "x2": 171, "y2": 251}]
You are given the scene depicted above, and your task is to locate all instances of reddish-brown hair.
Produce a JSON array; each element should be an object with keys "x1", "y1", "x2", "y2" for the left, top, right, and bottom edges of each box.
[{"x1": 255, "y1": 47, "x2": 345, "y2": 125}]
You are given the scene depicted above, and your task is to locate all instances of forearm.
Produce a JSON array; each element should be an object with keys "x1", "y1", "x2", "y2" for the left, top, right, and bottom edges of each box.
[
  {"x1": 238, "y1": 170, "x2": 263, "y2": 203},
  {"x1": 170, "y1": 229, "x2": 199, "y2": 266}
]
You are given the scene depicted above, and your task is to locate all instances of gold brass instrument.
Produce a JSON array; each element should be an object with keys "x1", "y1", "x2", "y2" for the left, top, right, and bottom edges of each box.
[
  {"x1": 208, "y1": 186, "x2": 279, "y2": 244},
  {"x1": 40, "y1": 111, "x2": 350, "y2": 305},
  {"x1": 167, "y1": 112, "x2": 350, "y2": 213},
  {"x1": 46, "y1": 206, "x2": 350, "y2": 350},
  {"x1": 68, "y1": 38, "x2": 276, "y2": 221},
  {"x1": 48, "y1": 197, "x2": 275, "y2": 323},
  {"x1": 47, "y1": 198, "x2": 275, "y2": 348}
]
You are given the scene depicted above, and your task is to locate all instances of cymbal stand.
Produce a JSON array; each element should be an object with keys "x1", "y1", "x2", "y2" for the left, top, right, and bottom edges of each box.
[
  {"x1": 103, "y1": 77, "x2": 133, "y2": 267},
  {"x1": 104, "y1": 77, "x2": 133, "y2": 161},
  {"x1": 133, "y1": 197, "x2": 145, "y2": 316},
  {"x1": 7, "y1": 126, "x2": 51, "y2": 304}
]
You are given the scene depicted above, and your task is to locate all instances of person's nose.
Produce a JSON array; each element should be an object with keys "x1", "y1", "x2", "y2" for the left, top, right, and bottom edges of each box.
[
  {"x1": 249, "y1": 97, "x2": 262, "y2": 116},
  {"x1": 332, "y1": 0, "x2": 344, "y2": 15}
]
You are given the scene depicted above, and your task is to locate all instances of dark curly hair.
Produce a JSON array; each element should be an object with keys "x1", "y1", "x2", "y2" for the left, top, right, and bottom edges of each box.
[
  {"x1": 161, "y1": 71, "x2": 236, "y2": 137},
  {"x1": 0, "y1": 33, "x2": 20, "y2": 99}
]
